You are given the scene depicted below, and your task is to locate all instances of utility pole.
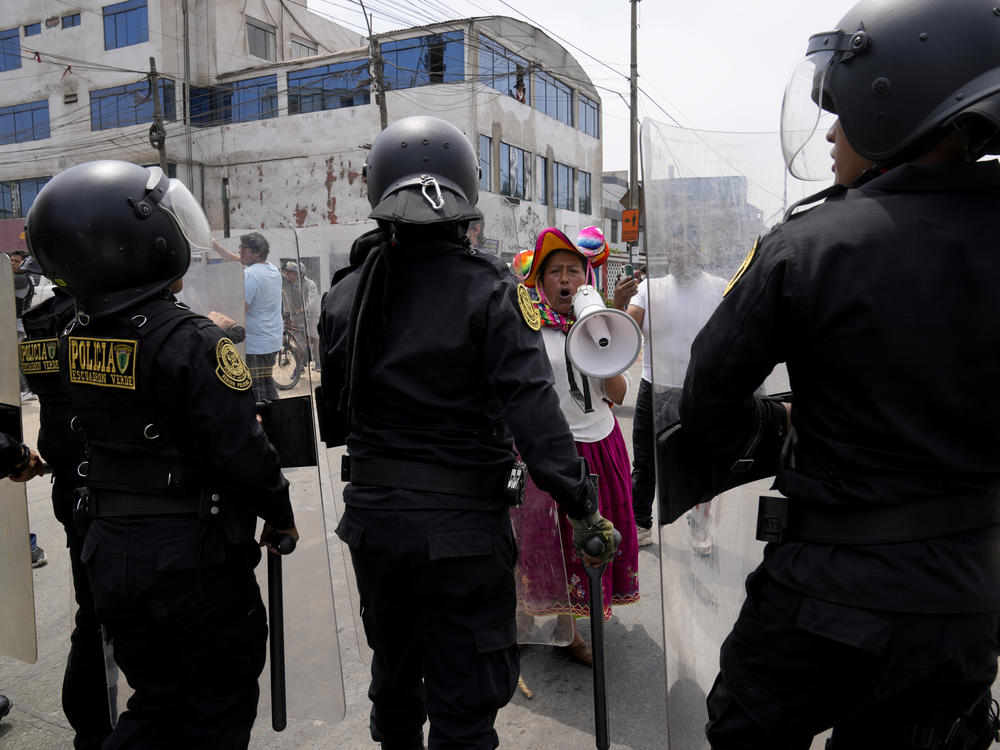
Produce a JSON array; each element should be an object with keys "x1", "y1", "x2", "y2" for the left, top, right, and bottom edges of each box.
[
  {"x1": 359, "y1": 1, "x2": 388, "y2": 131},
  {"x1": 628, "y1": 0, "x2": 640, "y2": 266},
  {"x1": 148, "y1": 57, "x2": 168, "y2": 173}
]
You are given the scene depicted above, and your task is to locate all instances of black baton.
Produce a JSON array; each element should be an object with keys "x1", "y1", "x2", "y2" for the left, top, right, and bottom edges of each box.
[
  {"x1": 584, "y1": 536, "x2": 611, "y2": 750},
  {"x1": 268, "y1": 532, "x2": 297, "y2": 732},
  {"x1": 582, "y1": 473, "x2": 620, "y2": 750}
]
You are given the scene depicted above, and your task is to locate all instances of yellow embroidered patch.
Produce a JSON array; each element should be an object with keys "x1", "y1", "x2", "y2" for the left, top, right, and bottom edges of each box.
[
  {"x1": 724, "y1": 236, "x2": 760, "y2": 297},
  {"x1": 19, "y1": 337, "x2": 60, "y2": 375},
  {"x1": 68, "y1": 337, "x2": 138, "y2": 390},
  {"x1": 517, "y1": 284, "x2": 541, "y2": 331},
  {"x1": 215, "y1": 338, "x2": 252, "y2": 391}
]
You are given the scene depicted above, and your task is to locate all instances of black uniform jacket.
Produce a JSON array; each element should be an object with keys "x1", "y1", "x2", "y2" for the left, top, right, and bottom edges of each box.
[
  {"x1": 63, "y1": 293, "x2": 293, "y2": 531},
  {"x1": 320, "y1": 231, "x2": 591, "y2": 518},
  {"x1": 681, "y1": 160, "x2": 1000, "y2": 613}
]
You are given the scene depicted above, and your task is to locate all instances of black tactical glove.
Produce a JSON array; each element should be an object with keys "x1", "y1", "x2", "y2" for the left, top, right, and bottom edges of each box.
[{"x1": 569, "y1": 511, "x2": 619, "y2": 565}]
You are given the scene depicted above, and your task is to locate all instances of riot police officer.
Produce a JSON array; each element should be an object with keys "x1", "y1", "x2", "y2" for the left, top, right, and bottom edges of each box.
[
  {"x1": 679, "y1": 0, "x2": 1000, "y2": 747},
  {"x1": 17, "y1": 260, "x2": 113, "y2": 750},
  {"x1": 26, "y1": 160, "x2": 298, "y2": 749},
  {"x1": 319, "y1": 116, "x2": 618, "y2": 750}
]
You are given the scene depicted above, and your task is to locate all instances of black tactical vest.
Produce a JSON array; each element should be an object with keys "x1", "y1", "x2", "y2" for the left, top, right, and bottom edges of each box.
[
  {"x1": 20, "y1": 293, "x2": 85, "y2": 481},
  {"x1": 61, "y1": 296, "x2": 207, "y2": 497}
]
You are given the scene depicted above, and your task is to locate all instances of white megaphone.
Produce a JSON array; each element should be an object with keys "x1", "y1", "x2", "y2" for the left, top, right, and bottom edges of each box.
[{"x1": 565, "y1": 285, "x2": 642, "y2": 379}]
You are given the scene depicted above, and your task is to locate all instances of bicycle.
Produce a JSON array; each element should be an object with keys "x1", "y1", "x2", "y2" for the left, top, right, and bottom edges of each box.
[{"x1": 274, "y1": 314, "x2": 306, "y2": 391}]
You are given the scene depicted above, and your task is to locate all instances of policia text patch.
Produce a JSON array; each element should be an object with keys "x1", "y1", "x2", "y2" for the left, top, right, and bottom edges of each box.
[
  {"x1": 19, "y1": 338, "x2": 60, "y2": 375},
  {"x1": 68, "y1": 337, "x2": 138, "y2": 390}
]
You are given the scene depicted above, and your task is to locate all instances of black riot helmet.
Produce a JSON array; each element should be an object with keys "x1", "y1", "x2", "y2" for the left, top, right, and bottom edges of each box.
[
  {"x1": 781, "y1": 0, "x2": 1000, "y2": 180},
  {"x1": 363, "y1": 116, "x2": 482, "y2": 225},
  {"x1": 25, "y1": 160, "x2": 211, "y2": 320}
]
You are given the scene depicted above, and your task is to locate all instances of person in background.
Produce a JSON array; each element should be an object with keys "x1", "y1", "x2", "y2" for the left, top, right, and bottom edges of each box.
[
  {"x1": 282, "y1": 261, "x2": 320, "y2": 370},
  {"x1": 18, "y1": 257, "x2": 113, "y2": 748},
  {"x1": 10, "y1": 250, "x2": 36, "y2": 403},
  {"x1": 619, "y1": 226, "x2": 726, "y2": 547},
  {"x1": 212, "y1": 233, "x2": 283, "y2": 402}
]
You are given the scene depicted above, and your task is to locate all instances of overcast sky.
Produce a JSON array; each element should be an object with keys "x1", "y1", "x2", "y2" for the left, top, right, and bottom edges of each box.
[{"x1": 309, "y1": 0, "x2": 858, "y2": 172}]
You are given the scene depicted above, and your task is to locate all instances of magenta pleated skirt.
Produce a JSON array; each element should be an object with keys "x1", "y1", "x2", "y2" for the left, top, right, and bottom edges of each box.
[{"x1": 512, "y1": 417, "x2": 640, "y2": 621}]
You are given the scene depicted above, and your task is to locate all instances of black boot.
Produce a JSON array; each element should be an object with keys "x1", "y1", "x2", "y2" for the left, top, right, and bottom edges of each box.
[{"x1": 0, "y1": 694, "x2": 12, "y2": 721}]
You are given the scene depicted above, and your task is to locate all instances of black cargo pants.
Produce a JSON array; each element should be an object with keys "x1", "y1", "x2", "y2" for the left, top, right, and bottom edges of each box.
[{"x1": 337, "y1": 501, "x2": 519, "y2": 750}]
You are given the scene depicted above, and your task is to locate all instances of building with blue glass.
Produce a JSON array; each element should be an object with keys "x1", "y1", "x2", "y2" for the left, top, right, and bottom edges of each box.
[{"x1": 0, "y1": 1, "x2": 608, "y2": 279}]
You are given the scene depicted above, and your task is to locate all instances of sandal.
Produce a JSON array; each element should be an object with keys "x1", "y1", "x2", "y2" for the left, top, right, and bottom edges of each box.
[{"x1": 561, "y1": 631, "x2": 593, "y2": 667}]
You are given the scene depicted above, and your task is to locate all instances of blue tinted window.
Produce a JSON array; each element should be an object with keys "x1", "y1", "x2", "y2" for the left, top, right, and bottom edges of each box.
[
  {"x1": 553, "y1": 161, "x2": 573, "y2": 210},
  {"x1": 103, "y1": 0, "x2": 148, "y2": 50},
  {"x1": 288, "y1": 60, "x2": 370, "y2": 114},
  {"x1": 382, "y1": 32, "x2": 464, "y2": 90},
  {"x1": 62, "y1": 14, "x2": 81, "y2": 29},
  {"x1": 0, "y1": 99, "x2": 50, "y2": 144},
  {"x1": 577, "y1": 170, "x2": 591, "y2": 214},
  {"x1": 536, "y1": 71, "x2": 572, "y2": 126},
  {"x1": 0, "y1": 28, "x2": 21, "y2": 72},
  {"x1": 500, "y1": 142, "x2": 531, "y2": 200},
  {"x1": 190, "y1": 75, "x2": 277, "y2": 126},
  {"x1": 578, "y1": 94, "x2": 599, "y2": 138},
  {"x1": 0, "y1": 176, "x2": 51, "y2": 219},
  {"x1": 478, "y1": 35, "x2": 529, "y2": 103},
  {"x1": 479, "y1": 134, "x2": 492, "y2": 193},
  {"x1": 25, "y1": 23, "x2": 41, "y2": 37},
  {"x1": 90, "y1": 79, "x2": 175, "y2": 130}
]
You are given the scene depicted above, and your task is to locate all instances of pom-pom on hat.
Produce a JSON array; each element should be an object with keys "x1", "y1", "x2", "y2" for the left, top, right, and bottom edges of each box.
[
  {"x1": 576, "y1": 225, "x2": 610, "y2": 267},
  {"x1": 511, "y1": 249, "x2": 534, "y2": 281}
]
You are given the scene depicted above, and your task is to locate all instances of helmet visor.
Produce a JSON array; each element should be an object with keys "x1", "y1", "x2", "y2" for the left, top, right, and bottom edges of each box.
[
  {"x1": 148, "y1": 168, "x2": 212, "y2": 252},
  {"x1": 780, "y1": 50, "x2": 838, "y2": 181}
]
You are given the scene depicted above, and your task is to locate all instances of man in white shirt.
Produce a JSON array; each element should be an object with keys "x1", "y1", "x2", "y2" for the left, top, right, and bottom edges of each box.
[{"x1": 622, "y1": 229, "x2": 726, "y2": 544}]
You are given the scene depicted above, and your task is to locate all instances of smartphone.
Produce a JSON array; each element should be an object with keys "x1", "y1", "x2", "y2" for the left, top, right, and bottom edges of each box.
[{"x1": 623, "y1": 263, "x2": 634, "y2": 279}]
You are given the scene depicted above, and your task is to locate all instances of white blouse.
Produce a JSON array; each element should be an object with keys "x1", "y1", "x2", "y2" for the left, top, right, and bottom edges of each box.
[{"x1": 540, "y1": 326, "x2": 628, "y2": 444}]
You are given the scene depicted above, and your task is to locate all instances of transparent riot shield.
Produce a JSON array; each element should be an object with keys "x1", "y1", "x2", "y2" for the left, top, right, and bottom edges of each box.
[
  {"x1": 510, "y1": 485, "x2": 574, "y2": 646},
  {"x1": 226, "y1": 229, "x2": 346, "y2": 727},
  {"x1": 0, "y1": 260, "x2": 37, "y2": 664},
  {"x1": 177, "y1": 252, "x2": 247, "y2": 358},
  {"x1": 641, "y1": 120, "x2": 798, "y2": 749}
]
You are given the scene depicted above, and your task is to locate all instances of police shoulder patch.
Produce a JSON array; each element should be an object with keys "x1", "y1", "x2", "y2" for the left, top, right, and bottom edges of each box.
[
  {"x1": 517, "y1": 284, "x2": 541, "y2": 331},
  {"x1": 215, "y1": 338, "x2": 252, "y2": 391},
  {"x1": 724, "y1": 236, "x2": 761, "y2": 297}
]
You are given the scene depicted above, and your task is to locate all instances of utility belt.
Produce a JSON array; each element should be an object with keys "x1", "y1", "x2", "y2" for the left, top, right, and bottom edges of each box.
[
  {"x1": 74, "y1": 487, "x2": 255, "y2": 544},
  {"x1": 756, "y1": 492, "x2": 1000, "y2": 545},
  {"x1": 342, "y1": 456, "x2": 526, "y2": 506}
]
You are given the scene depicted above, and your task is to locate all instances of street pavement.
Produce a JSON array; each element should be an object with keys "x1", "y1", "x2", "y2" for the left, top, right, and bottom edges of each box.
[{"x1": 0, "y1": 359, "x2": 676, "y2": 750}]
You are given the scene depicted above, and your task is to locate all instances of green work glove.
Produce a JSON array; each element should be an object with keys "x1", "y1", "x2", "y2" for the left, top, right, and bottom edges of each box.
[{"x1": 569, "y1": 511, "x2": 619, "y2": 564}]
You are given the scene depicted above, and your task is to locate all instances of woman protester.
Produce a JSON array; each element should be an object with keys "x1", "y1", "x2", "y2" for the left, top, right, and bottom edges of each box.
[{"x1": 512, "y1": 227, "x2": 640, "y2": 665}]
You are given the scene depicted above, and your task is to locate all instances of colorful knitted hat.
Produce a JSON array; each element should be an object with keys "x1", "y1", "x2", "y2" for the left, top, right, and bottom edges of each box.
[{"x1": 520, "y1": 227, "x2": 597, "y2": 288}]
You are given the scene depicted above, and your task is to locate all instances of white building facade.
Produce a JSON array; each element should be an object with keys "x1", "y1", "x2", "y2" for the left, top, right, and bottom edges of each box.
[{"x1": 1, "y1": 0, "x2": 607, "y2": 284}]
